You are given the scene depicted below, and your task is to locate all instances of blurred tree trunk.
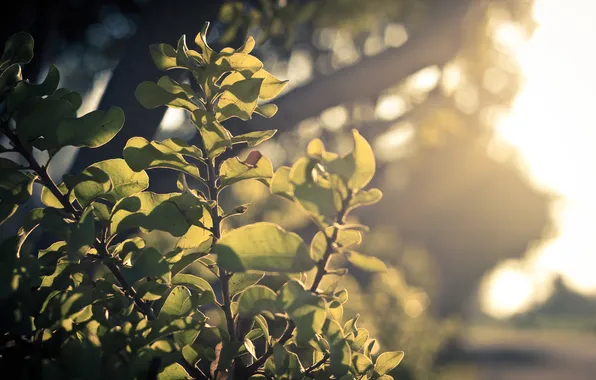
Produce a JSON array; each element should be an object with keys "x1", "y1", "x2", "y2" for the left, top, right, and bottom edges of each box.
[
  {"x1": 222, "y1": 0, "x2": 473, "y2": 138},
  {"x1": 69, "y1": 0, "x2": 222, "y2": 176}
]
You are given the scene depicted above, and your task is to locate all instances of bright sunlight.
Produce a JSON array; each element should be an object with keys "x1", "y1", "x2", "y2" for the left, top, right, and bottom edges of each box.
[{"x1": 484, "y1": 0, "x2": 596, "y2": 317}]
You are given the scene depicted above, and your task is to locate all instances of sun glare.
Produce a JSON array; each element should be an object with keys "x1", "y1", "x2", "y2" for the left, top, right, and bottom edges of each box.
[{"x1": 483, "y1": 0, "x2": 596, "y2": 317}]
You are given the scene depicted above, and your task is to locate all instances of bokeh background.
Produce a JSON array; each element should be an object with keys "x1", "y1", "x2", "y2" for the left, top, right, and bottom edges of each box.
[{"x1": 2, "y1": 0, "x2": 596, "y2": 378}]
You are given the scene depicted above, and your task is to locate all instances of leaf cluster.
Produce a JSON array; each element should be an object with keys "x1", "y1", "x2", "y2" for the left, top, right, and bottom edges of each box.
[{"x1": 0, "y1": 26, "x2": 402, "y2": 379}]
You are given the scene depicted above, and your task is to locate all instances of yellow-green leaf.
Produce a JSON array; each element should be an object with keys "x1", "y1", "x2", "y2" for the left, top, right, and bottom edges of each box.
[
  {"x1": 219, "y1": 154, "x2": 273, "y2": 188},
  {"x1": 375, "y1": 351, "x2": 405, "y2": 376},
  {"x1": 214, "y1": 222, "x2": 314, "y2": 273},
  {"x1": 123, "y1": 137, "x2": 202, "y2": 180}
]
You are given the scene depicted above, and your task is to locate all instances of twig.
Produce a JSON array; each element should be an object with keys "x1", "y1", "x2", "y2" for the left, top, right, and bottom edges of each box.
[
  {"x1": 246, "y1": 193, "x2": 352, "y2": 375},
  {"x1": 304, "y1": 353, "x2": 330, "y2": 377}
]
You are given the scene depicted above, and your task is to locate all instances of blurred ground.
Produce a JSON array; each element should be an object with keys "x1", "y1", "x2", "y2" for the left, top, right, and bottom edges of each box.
[{"x1": 439, "y1": 326, "x2": 596, "y2": 380}]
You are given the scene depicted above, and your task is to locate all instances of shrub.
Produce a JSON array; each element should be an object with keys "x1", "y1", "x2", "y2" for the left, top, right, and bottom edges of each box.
[{"x1": 0, "y1": 25, "x2": 403, "y2": 379}]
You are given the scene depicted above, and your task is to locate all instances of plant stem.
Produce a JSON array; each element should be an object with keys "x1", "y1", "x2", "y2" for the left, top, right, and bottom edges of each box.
[
  {"x1": 247, "y1": 193, "x2": 353, "y2": 375},
  {"x1": 304, "y1": 353, "x2": 330, "y2": 377},
  {"x1": 205, "y1": 158, "x2": 237, "y2": 341},
  {"x1": 1, "y1": 127, "x2": 155, "y2": 320}
]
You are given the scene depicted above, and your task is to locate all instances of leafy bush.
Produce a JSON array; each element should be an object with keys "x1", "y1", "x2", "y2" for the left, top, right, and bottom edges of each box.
[{"x1": 0, "y1": 25, "x2": 403, "y2": 379}]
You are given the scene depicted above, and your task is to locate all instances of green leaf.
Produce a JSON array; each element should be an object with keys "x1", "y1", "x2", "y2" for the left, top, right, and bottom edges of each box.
[
  {"x1": 237, "y1": 285, "x2": 279, "y2": 317},
  {"x1": 345, "y1": 251, "x2": 387, "y2": 273},
  {"x1": 176, "y1": 225, "x2": 213, "y2": 250},
  {"x1": 342, "y1": 129, "x2": 376, "y2": 191},
  {"x1": 347, "y1": 188, "x2": 382, "y2": 212},
  {"x1": 244, "y1": 337, "x2": 257, "y2": 359},
  {"x1": 231, "y1": 130, "x2": 277, "y2": 147},
  {"x1": 374, "y1": 351, "x2": 404, "y2": 376},
  {"x1": 215, "y1": 52, "x2": 263, "y2": 77},
  {"x1": 110, "y1": 192, "x2": 208, "y2": 237},
  {"x1": 158, "y1": 363, "x2": 191, "y2": 380},
  {"x1": 310, "y1": 228, "x2": 362, "y2": 261},
  {"x1": 158, "y1": 286, "x2": 192, "y2": 320},
  {"x1": 229, "y1": 272, "x2": 265, "y2": 298},
  {"x1": 40, "y1": 182, "x2": 75, "y2": 209},
  {"x1": 328, "y1": 301, "x2": 343, "y2": 322},
  {"x1": 252, "y1": 69, "x2": 288, "y2": 100},
  {"x1": 66, "y1": 207, "x2": 95, "y2": 260},
  {"x1": 322, "y1": 320, "x2": 352, "y2": 376},
  {"x1": 277, "y1": 280, "x2": 326, "y2": 345},
  {"x1": 90, "y1": 158, "x2": 149, "y2": 203},
  {"x1": 1, "y1": 32, "x2": 34, "y2": 66},
  {"x1": 273, "y1": 344, "x2": 304, "y2": 378},
  {"x1": 353, "y1": 352, "x2": 374, "y2": 375},
  {"x1": 352, "y1": 328, "x2": 369, "y2": 352},
  {"x1": 160, "y1": 138, "x2": 203, "y2": 160},
  {"x1": 135, "y1": 78, "x2": 198, "y2": 112},
  {"x1": 194, "y1": 22, "x2": 214, "y2": 62},
  {"x1": 150, "y1": 43, "x2": 178, "y2": 71},
  {"x1": 182, "y1": 344, "x2": 205, "y2": 367},
  {"x1": 290, "y1": 157, "x2": 342, "y2": 225},
  {"x1": 67, "y1": 166, "x2": 112, "y2": 208},
  {"x1": 191, "y1": 110, "x2": 232, "y2": 159},
  {"x1": 123, "y1": 137, "x2": 202, "y2": 180},
  {"x1": 0, "y1": 64, "x2": 21, "y2": 97},
  {"x1": 254, "y1": 103, "x2": 279, "y2": 118},
  {"x1": 57, "y1": 106, "x2": 125, "y2": 149},
  {"x1": 214, "y1": 222, "x2": 314, "y2": 273},
  {"x1": 171, "y1": 273, "x2": 216, "y2": 304},
  {"x1": 136, "y1": 278, "x2": 169, "y2": 301},
  {"x1": 15, "y1": 97, "x2": 77, "y2": 146},
  {"x1": 0, "y1": 169, "x2": 34, "y2": 224},
  {"x1": 219, "y1": 154, "x2": 273, "y2": 188},
  {"x1": 253, "y1": 314, "x2": 270, "y2": 343},
  {"x1": 270, "y1": 166, "x2": 293, "y2": 200},
  {"x1": 8, "y1": 64, "x2": 60, "y2": 111},
  {"x1": 121, "y1": 247, "x2": 171, "y2": 285},
  {"x1": 215, "y1": 78, "x2": 263, "y2": 121}
]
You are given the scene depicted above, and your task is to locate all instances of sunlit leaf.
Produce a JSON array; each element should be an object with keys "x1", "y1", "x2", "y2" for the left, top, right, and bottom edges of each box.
[
  {"x1": 215, "y1": 78, "x2": 263, "y2": 121},
  {"x1": 290, "y1": 157, "x2": 342, "y2": 225},
  {"x1": 191, "y1": 110, "x2": 232, "y2": 159},
  {"x1": 57, "y1": 107, "x2": 125, "y2": 149},
  {"x1": 252, "y1": 69, "x2": 288, "y2": 100},
  {"x1": 149, "y1": 43, "x2": 178, "y2": 71},
  {"x1": 230, "y1": 130, "x2": 277, "y2": 147},
  {"x1": 237, "y1": 285, "x2": 279, "y2": 317},
  {"x1": 229, "y1": 272, "x2": 265, "y2": 298},
  {"x1": 124, "y1": 136, "x2": 202, "y2": 180},
  {"x1": 277, "y1": 280, "x2": 326, "y2": 345},
  {"x1": 345, "y1": 251, "x2": 387, "y2": 273},
  {"x1": 110, "y1": 192, "x2": 208, "y2": 237},
  {"x1": 310, "y1": 227, "x2": 362, "y2": 261},
  {"x1": 219, "y1": 154, "x2": 273, "y2": 188},
  {"x1": 121, "y1": 247, "x2": 170, "y2": 285},
  {"x1": 158, "y1": 363, "x2": 190, "y2": 380},
  {"x1": 270, "y1": 166, "x2": 293, "y2": 200},
  {"x1": 374, "y1": 351, "x2": 405, "y2": 376},
  {"x1": 214, "y1": 222, "x2": 314, "y2": 273}
]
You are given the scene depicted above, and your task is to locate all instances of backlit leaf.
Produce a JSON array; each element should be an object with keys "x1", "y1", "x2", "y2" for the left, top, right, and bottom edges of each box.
[{"x1": 214, "y1": 222, "x2": 314, "y2": 273}]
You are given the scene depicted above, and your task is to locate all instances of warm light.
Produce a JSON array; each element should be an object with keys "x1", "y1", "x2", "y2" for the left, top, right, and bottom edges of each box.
[
  {"x1": 375, "y1": 94, "x2": 407, "y2": 121},
  {"x1": 480, "y1": 262, "x2": 537, "y2": 319},
  {"x1": 484, "y1": 0, "x2": 596, "y2": 317},
  {"x1": 160, "y1": 107, "x2": 186, "y2": 131}
]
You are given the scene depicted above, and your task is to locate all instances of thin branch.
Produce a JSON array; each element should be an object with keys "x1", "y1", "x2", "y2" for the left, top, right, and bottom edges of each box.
[
  {"x1": 304, "y1": 353, "x2": 330, "y2": 377},
  {"x1": 247, "y1": 193, "x2": 353, "y2": 375},
  {"x1": 205, "y1": 157, "x2": 236, "y2": 341}
]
